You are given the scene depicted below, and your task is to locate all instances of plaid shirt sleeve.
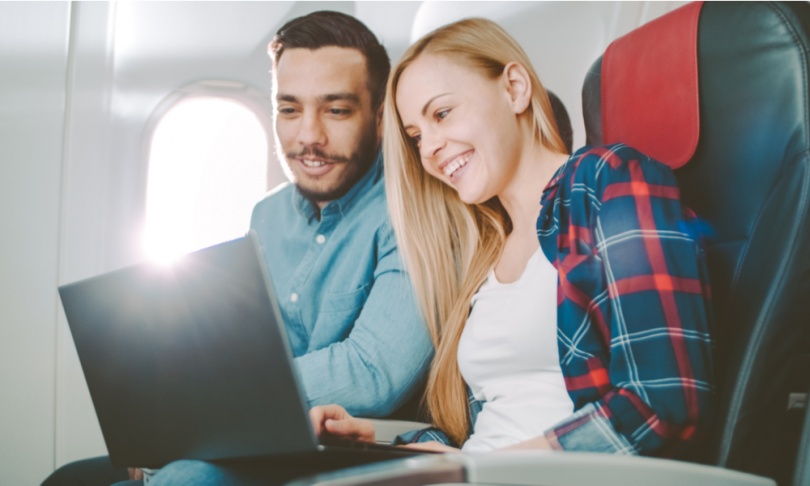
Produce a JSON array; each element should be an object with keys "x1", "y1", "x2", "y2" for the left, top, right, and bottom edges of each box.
[{"x1": 538, "y1": 144, "x2": 715, "y2": 456}]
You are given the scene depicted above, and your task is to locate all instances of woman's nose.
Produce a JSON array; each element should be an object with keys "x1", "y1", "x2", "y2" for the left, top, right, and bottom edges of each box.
[{"x1": 419, "y1": 130, "x2": 445, "y2": 160}]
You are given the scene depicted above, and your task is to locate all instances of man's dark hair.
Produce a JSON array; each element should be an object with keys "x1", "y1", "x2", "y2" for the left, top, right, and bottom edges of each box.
[{"x1": 270, "y1": 11, "x2": 390, "y2": 110}]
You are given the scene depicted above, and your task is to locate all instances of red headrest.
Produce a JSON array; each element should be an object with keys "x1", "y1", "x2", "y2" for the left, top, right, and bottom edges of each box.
[{"x1": 602, "y1": 1, "x2": 703, "y2": 169}]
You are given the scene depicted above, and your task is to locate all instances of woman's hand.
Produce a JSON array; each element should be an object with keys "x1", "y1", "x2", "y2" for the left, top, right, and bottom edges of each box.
[
  {"x1": 400, "y1": 441, "x2": 461, "y2": 453},
  {"x1": 499, "y1": 434, "x2": 555, "y2": 451},
  {"x1": 309, "y1": 404, "x2": 376, "y2": 443}
]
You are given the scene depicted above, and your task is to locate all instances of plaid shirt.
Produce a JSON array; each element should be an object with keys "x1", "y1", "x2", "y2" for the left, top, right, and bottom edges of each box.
[
  {"x1": 538, "y1": 144, "x2": 714, "y2": 455},
  {"x1": 397, "y1": 144, "x2": 715, "y2": 456}
]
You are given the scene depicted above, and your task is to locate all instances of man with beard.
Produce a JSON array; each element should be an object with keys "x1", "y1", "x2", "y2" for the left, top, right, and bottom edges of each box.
[
  {"x1": 249, "y1": 10, "x2": 433, "y2": 418},
  {"x1": 42, "y1": 10, "x2": 432, "y2": 486}
]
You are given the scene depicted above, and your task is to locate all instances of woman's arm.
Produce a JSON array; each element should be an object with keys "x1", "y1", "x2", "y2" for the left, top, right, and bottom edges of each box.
[{"x1": 540, "y1": 145, "x2": 715, "y2": 455}]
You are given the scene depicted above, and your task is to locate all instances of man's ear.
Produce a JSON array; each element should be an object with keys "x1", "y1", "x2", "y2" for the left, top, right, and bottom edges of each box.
[
  {"x1": 502, "y1": 62, "x2": 532, "y2": 115},
  {"x1": 375, "y1": 103, "x2": 384, "y2": 141}
]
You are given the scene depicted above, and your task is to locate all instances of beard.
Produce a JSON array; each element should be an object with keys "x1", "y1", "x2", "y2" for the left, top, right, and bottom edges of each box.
[{"x1": 284, "y1": 124, "x2": 379, "y2": 205}]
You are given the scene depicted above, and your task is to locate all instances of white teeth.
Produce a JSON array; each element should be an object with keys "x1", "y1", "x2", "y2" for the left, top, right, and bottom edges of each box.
[
  {"x1": 301, "y1": 159, "x2": 327, "y2": 168},
  {"x1": 442, "y1": 153, "x2": 471, "y2": 177}
]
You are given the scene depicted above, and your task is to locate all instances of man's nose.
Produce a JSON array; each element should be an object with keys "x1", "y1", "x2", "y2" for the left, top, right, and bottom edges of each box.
[{"x1": 298, "y1": 112, "x2": 326, "y2": 146}]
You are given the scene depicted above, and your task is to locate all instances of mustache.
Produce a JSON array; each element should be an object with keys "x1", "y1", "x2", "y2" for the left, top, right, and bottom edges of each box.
[{"x1": 286, "y1": 147, "x2": 352, "y2": 164}]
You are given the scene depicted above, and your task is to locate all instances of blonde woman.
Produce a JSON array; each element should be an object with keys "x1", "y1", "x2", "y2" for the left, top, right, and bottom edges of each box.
[{"x1": 312, "y1": 17, "x2": 714, "y2": 458}]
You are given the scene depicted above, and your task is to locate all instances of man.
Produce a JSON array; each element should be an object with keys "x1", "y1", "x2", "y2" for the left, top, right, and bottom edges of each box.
[
  {"x1": 43, "y1": 10, "x2": 432, "y2": 486},
  {"x1": 251, "y1": 10, "x2": 431, "y2": 417}
]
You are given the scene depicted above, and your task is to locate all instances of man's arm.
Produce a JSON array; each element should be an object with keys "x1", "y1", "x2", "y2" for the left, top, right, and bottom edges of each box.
[{"x1": 293, "y1": 221, "x2": 434, "y2": 417}]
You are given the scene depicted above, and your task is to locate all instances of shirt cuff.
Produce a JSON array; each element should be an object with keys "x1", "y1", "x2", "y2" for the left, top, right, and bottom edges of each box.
[
  {"x1": 393, "y1": 427, "x2": 457, "y2": 447},
  {"x1": 544, "y1": 402, "x2": 637, "y2": 454}
]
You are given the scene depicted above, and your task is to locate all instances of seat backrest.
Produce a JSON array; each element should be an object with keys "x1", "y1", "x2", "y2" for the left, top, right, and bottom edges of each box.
[{"x1": 582, "y1": 2, "x2": 810, "y2": 484}]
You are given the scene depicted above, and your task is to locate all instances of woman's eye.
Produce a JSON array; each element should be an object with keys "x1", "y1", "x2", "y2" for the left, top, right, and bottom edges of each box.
[
  {"x1": 411, "y1": 133, "x2": 422, "y2": 146},
  {"x1": 436, "y1": 109, "x2": 450, "y2": 120}
]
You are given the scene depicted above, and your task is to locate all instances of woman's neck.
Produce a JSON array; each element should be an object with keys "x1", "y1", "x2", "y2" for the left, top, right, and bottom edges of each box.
[
  {"x1": 498, "y1": 143, "x2": 568, "y2": 234},
  {"x1": 493, "y1": 142, "x2": 568, "y2": 283}
]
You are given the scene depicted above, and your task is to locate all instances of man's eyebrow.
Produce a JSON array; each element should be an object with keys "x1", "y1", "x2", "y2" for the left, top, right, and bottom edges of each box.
[
  {"x1": 275, "y1": 93, "x2": 361, "y2": 104},
  {"x1": 321, "y1": 93, "x2": 361, "y2": 104}
]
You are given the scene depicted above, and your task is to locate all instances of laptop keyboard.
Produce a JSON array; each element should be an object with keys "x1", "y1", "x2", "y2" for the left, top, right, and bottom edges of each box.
[{"x1": 319, "y1": 436, "x2": 436, "y2": 454}]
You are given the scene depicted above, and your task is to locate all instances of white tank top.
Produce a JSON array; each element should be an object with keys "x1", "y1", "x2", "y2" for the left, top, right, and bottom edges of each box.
[{"x1": 457, "y1": 249, "x2": 574, "y2": 452}]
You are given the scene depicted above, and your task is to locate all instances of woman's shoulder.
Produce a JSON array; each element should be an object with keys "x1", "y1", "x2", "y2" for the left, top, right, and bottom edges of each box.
[
  {"x1": 566, "y1": 143, "x2": 674, "y2": 185},
  {"x1": 570, "y1": 143, "x2": 656, "y2": 169}
]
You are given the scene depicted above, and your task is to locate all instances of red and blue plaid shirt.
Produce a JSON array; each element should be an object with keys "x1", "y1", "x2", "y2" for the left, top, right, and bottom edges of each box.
[
  {"x1": 397, "y1": 144, "x2": 715, "y2": 456},
  {"x1": 539, "y1": 144, "x2": 715, "y2": 455}
]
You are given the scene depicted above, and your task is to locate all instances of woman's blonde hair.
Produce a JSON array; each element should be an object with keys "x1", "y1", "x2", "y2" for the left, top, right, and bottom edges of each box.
[{"x1": 383, "y1": 18, "x2": 567, "y2": 446}]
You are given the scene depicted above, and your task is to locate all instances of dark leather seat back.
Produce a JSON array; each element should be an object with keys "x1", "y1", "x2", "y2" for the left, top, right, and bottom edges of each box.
[{"x1": 582, "y1": 3, "x2": 810, "y2": 484}]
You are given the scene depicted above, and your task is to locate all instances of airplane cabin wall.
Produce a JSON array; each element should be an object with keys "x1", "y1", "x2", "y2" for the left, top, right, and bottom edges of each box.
[
  {"x1": 0, "y1": 2, "x2": 684, "y2": 484},
  {"x1": 0, "y1": 3, "x2": 69, "y2": 484}
]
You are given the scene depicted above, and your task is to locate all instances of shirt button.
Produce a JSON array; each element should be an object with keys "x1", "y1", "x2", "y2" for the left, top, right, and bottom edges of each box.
[
  {"x1": 316, "y1": 234, "x2": 326, "y2": 244},
  {"x1": 290, "y1": 292, "x2": 299, "y2": 303}
]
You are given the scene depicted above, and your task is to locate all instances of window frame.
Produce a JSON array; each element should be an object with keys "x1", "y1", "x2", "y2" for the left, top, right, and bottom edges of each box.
[{"x1": 139, "y1": 80, "x2": 276, "y2": 261}]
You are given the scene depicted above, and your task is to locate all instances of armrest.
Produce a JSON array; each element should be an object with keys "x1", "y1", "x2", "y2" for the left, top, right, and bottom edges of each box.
[
  {"x1": 286, "y1": 452, "x2": 775, "y2": 486},
  {"x1": 461, "y1": 451, "x2": 776, "y2": 486},
  {"x1": 365, "y1": 419, "x2": 430, "y2": 444}
]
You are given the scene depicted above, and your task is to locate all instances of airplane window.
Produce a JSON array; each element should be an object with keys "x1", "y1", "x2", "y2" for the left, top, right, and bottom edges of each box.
[{"x1": 143, "y1": 96, "x2": 268, "y2": 263}]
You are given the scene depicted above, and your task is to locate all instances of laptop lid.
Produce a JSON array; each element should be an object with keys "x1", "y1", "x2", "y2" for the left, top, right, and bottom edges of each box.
[{"x1": 59, "y1": 231, "x2": 320, "y2": 468}]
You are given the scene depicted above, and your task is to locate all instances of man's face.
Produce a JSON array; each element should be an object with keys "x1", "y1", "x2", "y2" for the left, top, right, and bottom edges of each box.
[{"x1": 273, "y1": 46, "x2": 381, "y2": 207}]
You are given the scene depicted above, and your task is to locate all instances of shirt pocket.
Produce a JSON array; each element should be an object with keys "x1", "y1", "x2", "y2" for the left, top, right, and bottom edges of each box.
[
  {"x1": 311, "y1": 285, "x2": 371, "y2": 346},
  {"x1": 319, "y1": 284, "x2": 370, "y2": 315}
]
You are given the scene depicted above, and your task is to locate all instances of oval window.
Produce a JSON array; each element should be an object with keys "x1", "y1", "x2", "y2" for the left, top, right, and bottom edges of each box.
[{"x1": 143, "y1": 96, "x2": 268, "y2": 263}]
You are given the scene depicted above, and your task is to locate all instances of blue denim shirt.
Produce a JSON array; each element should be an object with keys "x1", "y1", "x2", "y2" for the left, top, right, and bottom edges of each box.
[{"x1": 250, "y1": 154, "x2": 433, "y2": 417}]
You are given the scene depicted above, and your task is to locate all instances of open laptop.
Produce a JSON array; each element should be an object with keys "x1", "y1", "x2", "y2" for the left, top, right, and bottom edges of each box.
[{"x1": 59, "y1": 231, "x2": 428, "y2": 469}]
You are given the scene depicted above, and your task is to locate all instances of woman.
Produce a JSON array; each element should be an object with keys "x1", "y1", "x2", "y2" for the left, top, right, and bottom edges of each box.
[{"x1": 313, "y1": 17, "x2": 714, "y2": 456}]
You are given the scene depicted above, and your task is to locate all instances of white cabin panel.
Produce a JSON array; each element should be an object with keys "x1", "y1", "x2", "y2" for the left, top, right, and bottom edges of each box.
[{"x1": 0, "y1": 2, "x2": 70, "y2": 484}]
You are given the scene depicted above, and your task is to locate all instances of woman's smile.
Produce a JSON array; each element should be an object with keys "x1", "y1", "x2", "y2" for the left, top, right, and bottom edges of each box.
[{"x1": 441, "y1": 150, "x2": 474, "y2": 179}]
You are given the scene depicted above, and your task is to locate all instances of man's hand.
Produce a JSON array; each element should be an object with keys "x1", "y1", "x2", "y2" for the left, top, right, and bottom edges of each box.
[
  {"x1": 309, "y1": 404, "x2": 376, "y2": 443},
  {"x1": 127, "y1": 467, "x2": 144, "y2": 480}
]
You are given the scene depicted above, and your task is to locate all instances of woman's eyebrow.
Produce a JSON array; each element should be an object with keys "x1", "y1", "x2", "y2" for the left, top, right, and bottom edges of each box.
[
  {"x1": 402, "y1": 93, "x2": 452, "y2": 130},
  {"x1": 421, "y1": 93, "x2": 451, "y2": 116}
]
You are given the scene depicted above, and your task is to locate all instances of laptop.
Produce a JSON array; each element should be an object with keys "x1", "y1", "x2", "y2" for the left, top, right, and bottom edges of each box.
[{"x1": 59, "y1": 231, "x2": 428, "y2": 469}]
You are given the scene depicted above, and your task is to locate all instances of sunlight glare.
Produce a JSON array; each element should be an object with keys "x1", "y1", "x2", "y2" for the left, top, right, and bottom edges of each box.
[{"x1": 143, "y1": 96, "x2": 267, "y2": 264}]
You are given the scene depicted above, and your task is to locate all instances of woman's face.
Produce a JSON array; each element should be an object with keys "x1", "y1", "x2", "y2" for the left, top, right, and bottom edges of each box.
[{"x1": 395, "y1": 54, "x2": 525, "y2": 204}]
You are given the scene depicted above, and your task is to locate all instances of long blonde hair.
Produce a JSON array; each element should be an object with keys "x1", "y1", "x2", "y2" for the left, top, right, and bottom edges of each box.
[{"x1": 383, "y1": 18, "x2": 567, "y2": 446}]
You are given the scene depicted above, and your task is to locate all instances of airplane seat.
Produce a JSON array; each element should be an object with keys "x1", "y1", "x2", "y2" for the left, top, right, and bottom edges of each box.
[
  {"x1": 582, "y1": 2, "x2": 810, "y2": 484},
  {"x1": 547, "y1": 90, "x2": 574, "y2": 154},
  {"x1": 289, "y1": 2, "x2": 807, "y2": 485}
]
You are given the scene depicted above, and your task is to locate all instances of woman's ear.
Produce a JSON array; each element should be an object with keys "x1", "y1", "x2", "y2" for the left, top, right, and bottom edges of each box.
[{"x1": 502, "y1": 62, "x2": 532, "y2": 115}]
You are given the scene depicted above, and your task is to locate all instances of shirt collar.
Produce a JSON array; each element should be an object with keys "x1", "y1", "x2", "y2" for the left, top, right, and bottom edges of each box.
[
  {"x1": 541, "y1": 154, "x2": 568, "y2": 207},
  {"x1": 292, "y1": 150, "x2": 383, "y2": 222}
]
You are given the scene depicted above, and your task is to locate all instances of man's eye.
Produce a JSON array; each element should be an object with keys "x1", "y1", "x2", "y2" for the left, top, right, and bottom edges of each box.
[
  {"x1": 329, "y1": 108, "x2": 351, "y2": 116},
  {"x1": 277, "y1": 107, "x2": 296, "y2": 115}
]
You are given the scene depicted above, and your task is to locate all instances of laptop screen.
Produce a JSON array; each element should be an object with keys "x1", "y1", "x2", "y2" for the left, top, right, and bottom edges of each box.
[{"x1": 59, "y1": 232, "x2": 319, "y2": 468}]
